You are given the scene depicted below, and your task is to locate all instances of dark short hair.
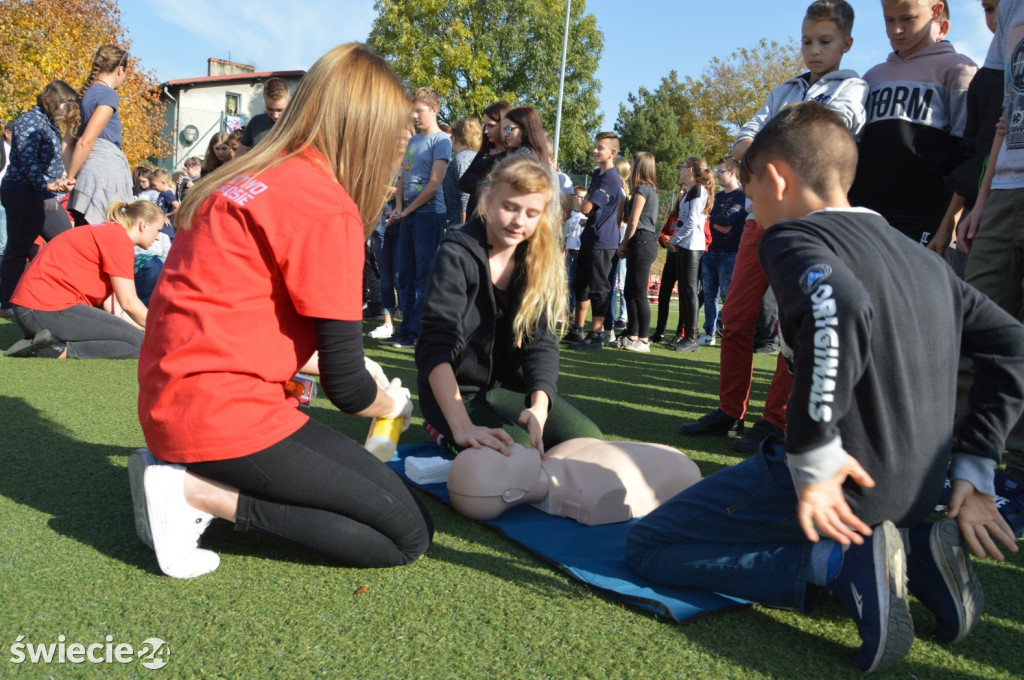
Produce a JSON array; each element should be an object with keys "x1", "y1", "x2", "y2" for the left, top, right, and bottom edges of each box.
[
  {"x1": 739, "y1": 101, "x2": 857, "y2": 197},
  {"x1": 717, "y1": 156, "x2": 741, "y2": 175},
  {"x1": 805, "y1": 0, "x2": 855, "y2": 37}
]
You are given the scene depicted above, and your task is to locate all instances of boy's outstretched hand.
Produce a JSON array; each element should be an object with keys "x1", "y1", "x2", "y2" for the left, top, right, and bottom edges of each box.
[
  {"x1": 795, "y1": 453, "x2": 875, "y2": 545},
  {"x1": 948, "y1": 478, "x2": 1019, "y2": 561}
]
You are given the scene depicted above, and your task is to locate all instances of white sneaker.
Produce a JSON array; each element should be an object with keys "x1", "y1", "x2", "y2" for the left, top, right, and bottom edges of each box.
[
  {"x1": 622, "y1": 337, "x2": 651, "y2": 353},
  {"x1": 143, "y1": 464, "x2": 219, "y2": 578},
  {"x1": 698, "y1": 333, "x2": 716, "y2": 346},
  {"x1": 129, "y1": 449, "x2": 159, "y2": 549},
  {"x1": 369, "y1": 322, "x2": 393, "y2": 340}
]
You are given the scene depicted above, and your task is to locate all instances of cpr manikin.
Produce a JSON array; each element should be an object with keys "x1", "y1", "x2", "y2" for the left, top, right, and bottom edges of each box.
[{"x1": 446, "y1": 438, "x2": 702, "y2": 525}]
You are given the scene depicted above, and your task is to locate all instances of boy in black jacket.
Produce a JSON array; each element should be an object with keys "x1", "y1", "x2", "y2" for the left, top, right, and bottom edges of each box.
[{"x1": 626, "y1": 102, "x2": 1023, "y2": 673}]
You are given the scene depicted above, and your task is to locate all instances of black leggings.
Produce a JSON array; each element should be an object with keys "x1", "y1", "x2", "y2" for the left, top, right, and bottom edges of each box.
[
  {"x1": 676, "y1": 248, "x2": 703, "y2": 339},
  {"x1": 653, "y1": 247, "x2": 682, "y2": 338},
  {"x1": 0, "y1": 189, "x2": 72, "y2": 306},
  {"x1": 187, "y1": 419, "x2": 434, "y2": 568},
  {"x1": 624, "y1": 231, "x2": 657, "y2": 338}
]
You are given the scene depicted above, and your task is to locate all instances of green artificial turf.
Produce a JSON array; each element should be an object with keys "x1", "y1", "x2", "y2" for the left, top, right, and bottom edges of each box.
[{"x1": 1, "y1": 316, "x2": 1021, "y2": 679}]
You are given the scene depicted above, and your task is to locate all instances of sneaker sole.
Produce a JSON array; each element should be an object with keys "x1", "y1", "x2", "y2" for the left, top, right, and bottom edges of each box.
[
  {"x1": 928, "y1": 519, "x2": 983, "y2": 645},
  {"x1": 128, "y1": 449, "x2": 157, "y2": 549},
  {"x1": 861, "y1": 521, "x2": 914, "y2": 673},
  {"x1": 5, "y1": 329, "x2": 57, "y2": 357}
]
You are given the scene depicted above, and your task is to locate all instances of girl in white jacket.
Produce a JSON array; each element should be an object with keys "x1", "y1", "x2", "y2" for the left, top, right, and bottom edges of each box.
[{"x1": 668, "y1": 157, "x2": 714, "y2": 352}]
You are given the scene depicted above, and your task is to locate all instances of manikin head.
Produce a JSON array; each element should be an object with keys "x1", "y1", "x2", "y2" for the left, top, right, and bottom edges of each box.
[
  {"x1": 448, "y1": 445, "x2": 548, "y2": 520},
  {"x1": 447, "y1": 439, "x2": 702, "y2": 525}
]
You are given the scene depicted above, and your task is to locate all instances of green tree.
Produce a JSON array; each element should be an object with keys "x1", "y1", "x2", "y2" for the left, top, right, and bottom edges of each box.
[
  {"x1": 615, "y1": 72, "x2": 702, "y2": 190},
  {"x1": 368, "y1": 0, "x2": 604, "y2": 171},
  {"x1": 0, "y1": 0, "x2": 170, "y2": 165},
  {"x1": 684, "y1": 38, "x2": 803, "y2": 162}
]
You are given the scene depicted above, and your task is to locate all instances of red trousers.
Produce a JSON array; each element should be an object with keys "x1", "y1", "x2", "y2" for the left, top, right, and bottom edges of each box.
[{"x1": 718, "y1": 220, "x2": 791, "y2": 429}]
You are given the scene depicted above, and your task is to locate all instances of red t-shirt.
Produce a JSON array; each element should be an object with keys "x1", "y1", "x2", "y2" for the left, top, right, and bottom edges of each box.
[
  {"x1": 137, "y1": 149, "x2": 365, "y2": 463},
  {"x1": 10, "y1": 223, "x2": 134, "y2": 311}
]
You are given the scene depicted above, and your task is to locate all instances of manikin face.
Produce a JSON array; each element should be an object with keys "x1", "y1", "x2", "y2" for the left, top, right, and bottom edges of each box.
[
  {"x1": 883, "y1": 0, "x2": 940, "y2": 58},
  {"x1": 483, "y1": 181, "x2": 546, "y2": 253},
  {"x1": 265, "y1": 95, "x2": 289, "y2": 121},
  {"x1": 411, "y1": 102, "x2": 438, "y2": 131},
  {"x1": 502, "y1": 116, "x2": 523, "y2": 149},
  {"x1": 801, "y1": 19, "x2": 853, "y2": 82},
  {"x1": 213, "y1": 143, "x2": 232, "y2": 161}
]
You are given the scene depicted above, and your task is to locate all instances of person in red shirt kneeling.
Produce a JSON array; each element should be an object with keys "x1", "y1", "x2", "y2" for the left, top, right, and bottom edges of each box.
[
  {"x1": 131, "y1": 43, "x2": 433, "y2": 579},
  {"x1": 6, "y1": 199, "x2": 161, "y2": 359}
]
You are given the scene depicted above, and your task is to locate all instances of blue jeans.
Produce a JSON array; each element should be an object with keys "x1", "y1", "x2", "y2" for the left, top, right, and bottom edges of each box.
[
  {"x1": 565, "y1": 250, "x2": 579, "y2": 312},
  {"x1": 396, "y1": 210, "x2": 445, "y2": 340},
  {"x1": 702, "y1": 250, "x2": 737, "y2": 334},
  {"x1": 372, "y1": 219, "x2": 400, "y2": 316},
  {"x1": 625, "y1": 443, "x2": 819, "y2": 614}
]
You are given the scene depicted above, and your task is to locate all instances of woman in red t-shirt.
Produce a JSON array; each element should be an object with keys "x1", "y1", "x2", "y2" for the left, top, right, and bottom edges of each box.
[
  {"x1": 6, "y1": 199, "x2": 163, "y2": 359},
  {"x1": 131, "y1": 43, "x2": 433, "y2": 579}
]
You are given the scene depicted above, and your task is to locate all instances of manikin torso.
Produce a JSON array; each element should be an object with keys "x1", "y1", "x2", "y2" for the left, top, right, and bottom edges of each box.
[{"x1": 447, "y1": 438, "x2": 702, "y2": 525}]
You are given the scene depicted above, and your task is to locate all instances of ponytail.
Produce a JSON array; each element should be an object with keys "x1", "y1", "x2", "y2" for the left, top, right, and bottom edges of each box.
[{"x1": 105, "y1": 199, "x2": 164, "y2": 230}]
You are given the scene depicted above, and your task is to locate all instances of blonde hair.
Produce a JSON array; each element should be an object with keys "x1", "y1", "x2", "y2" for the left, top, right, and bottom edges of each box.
[
  {"x1": 683, "y1": 156, "x2": 715, "y2": 216},
  {"x1": 177, "y1": 43, "x2": 409, "y2": 233},
  {"x1": 452, "y1": 118, "x2": 483, "y2": 151},
  {"x1": 629, "y1": 152, "x2": 657, "y2": 191},
  {"x1": 479, "y1": 155, "x2": 567, "y2": 342},
  {"x1": 150, "y1": 168, "x2": 171, "y2": 185},
  {"x1": 106, "y1": 199, "x2": 164, "y2": 230},
  {"x1": 79, "y1": 45, "x2": 127, "y2": 101},
  {"x1": 411, "y1": 86, "x2": 441, "y2": 110},
  {"x1": 614, "y1": 157, "x2": 631, "y2": 199}
]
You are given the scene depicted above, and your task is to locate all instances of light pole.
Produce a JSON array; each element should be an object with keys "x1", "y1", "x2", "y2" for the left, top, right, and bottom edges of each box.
[{"x1": 553, "y1": 0, "x2": 571, "y2": 168}]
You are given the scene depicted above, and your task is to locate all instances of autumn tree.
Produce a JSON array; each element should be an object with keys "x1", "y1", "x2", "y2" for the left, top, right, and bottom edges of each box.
[
  {"x1": 684, "y1": 38, "x2": 803, "y2": 161},
  {"x1": 368, "y1": 0, "x2": 604, "y2": 172},
  {"x1": 0, "y1": 0, "x2": 170, "y2": 165},
  {"x1": 615, "y1": 72, "x2": 703, "y2": 189}
]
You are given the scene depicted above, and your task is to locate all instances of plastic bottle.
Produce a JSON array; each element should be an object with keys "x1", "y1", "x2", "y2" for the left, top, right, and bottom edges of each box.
[
  {"x1": 365, "y1": 417, "x2": 402, "y2": 461},
  {"x1": 284, "y1": 374, "x2": 317, "y2": 406}
]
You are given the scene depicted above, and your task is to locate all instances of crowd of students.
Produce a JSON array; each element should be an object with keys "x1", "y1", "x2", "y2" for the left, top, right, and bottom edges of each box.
[{"x1": 2, "y1": 0, "x2": 1024, "y2": 673}]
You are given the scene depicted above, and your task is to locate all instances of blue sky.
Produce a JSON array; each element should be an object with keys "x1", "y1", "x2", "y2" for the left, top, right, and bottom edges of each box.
[{"x1": 120, "y1": 0, "x2": 995, "y2": 128}]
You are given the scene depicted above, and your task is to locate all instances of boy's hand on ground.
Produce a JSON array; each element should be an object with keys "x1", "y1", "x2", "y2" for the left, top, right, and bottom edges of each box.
[
  {"x1": 452, "y1": 424, "x2": 514, "y2": 455},
  {"x1": 795, "y1": 454, "x2": 875, "y2": 545},
  {"x1": 948, "y1": 479, "x2": 1019, "y2": 561}
]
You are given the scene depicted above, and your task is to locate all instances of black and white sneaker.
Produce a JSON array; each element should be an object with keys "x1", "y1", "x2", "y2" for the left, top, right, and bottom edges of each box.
[{"x1": 829, "y1": 521, "x2": 914, "y2": 672}]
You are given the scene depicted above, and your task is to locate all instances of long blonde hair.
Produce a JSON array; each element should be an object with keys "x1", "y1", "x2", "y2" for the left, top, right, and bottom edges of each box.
[
  {"x1": 176, "y1": 43, "x2": 409, "y2": 235},
  {"x1": 479, "y1": 155, "x2": 567, "y2": 342},
  {"x1": 105, "y1": 199, "x2": 164, "y2": 230}
]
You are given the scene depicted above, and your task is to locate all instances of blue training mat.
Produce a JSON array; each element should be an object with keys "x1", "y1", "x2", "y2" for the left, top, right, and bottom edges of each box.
[{"x1": 389, "y1": 442, "x2": 749, "y2": 623}]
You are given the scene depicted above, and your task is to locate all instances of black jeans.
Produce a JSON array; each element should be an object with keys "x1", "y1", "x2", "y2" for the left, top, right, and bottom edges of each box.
[
  {"x1": 653, "y1": 247, "x2": 682, "y2": 338},
  {"x1": 14, "y1": 304, "x2": 143, "y2": 359},
  {"x1": 624, "y1": 231, "x2": 657, "y2": 338},
  {"x1": 187, "y1": 419, "x2": 434, "y2": 568},
  {"x1": 0, "y1": 189, "x2": 72, "y2": 306},
  {"x1": 675, "y1": 248, "x2": 703, "y2": 339}
]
